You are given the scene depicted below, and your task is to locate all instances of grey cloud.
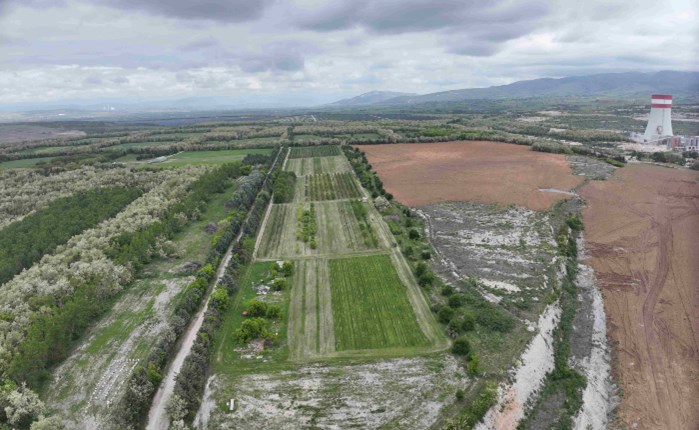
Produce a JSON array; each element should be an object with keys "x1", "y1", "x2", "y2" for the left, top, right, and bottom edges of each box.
[
  {"x1": 237, "y1": 49, "x2": 305, "y2": 73},
  {"x1": 97, "y1": 0, "x2": 274, "y2": 22},
  {"x1": 0, "y1": 0, "x2": 66, "y2": 15},
  {"x1": 112, "y1": 76, "x2": 129, "y2": 84},
  {"x1": 83, "y1": 75, "x2": 103, "y2": 85},
  {"x1": 296, "y1": 0, "x2": 548, "y2": 56},
  {"x1": 180, "y1": 38, "x2": 220, "y2": 51},
  {"x1": 446, "y1": 20, "x2": 541, "y2": 56},
  {"x1": 297, "y1": 0, "x2": 547, "y2": 33}
]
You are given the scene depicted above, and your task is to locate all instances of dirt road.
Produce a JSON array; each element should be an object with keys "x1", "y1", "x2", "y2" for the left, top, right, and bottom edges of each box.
[
  {"x1": 579, "y1": 164, "x2": 699, "y2": 429},
  {"x1": 146, "y1": 147, "x2": 286, "y2": 430},
  {"x1": 358, "y1": 141, "x2": 582, "y2": 211}
]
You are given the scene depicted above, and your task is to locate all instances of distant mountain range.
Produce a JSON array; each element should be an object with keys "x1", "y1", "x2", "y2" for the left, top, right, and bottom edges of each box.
[
  {"x1": 326, "y1": 91, "x2": 418, "y2": 107},
  {"x1": 328, "y1": 71, "x2": 699, "y2": 107}
]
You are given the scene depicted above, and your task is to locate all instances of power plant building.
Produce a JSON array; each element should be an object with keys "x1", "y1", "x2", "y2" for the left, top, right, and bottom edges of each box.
[{"x1": 643, "y1": 94, "x2": 673, "y2": 142}]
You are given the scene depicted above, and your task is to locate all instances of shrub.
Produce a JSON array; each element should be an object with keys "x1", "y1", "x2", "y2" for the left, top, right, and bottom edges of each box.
[
  {"x1": 421, "y1": 250, "x2": 431, "y2": 260},
  {"x1": 605, "y1": 158, "x2": 625, "y2": 167},
  {"x1": 414, "y1": 262, "x2": 428, "y2": 277},
  {"x1": 461, "y1": 313, "x2": 475, "y2": 332},
  {"x1": 210, "y1": 288, "x2": 229, "y2": 311},
  {"x1": 196, "y1": 264, "x2": 215, "y2": 280},
  {"x1": 281, "y1": 261, "x2": 294, "y2": 276},
  {"x1": 265, "y1": 305, "x2": 281, "y2": 319},
  {"x1": 651, "y1": 151, "x2": 684, "y2": 165},
  {"x1": 455, "y1": 388, "x2": 465, "y2": 401},
  {"x1": 476, "y1": 309, "x2": 515, "y2": 333},
  {"x1": 271, "y1": 277, "x2": 287, "y2": 291},
  {"x1": 447, "y1": 294, "x2": 463, "y2": 309},
  {"x1": 565, "y1": 214, "x2": 583, "y2": 232},
  {"x1": 452, "y1": 337, "x2": 471, "y2": 356},
  {"x1": 441, "y1": 285, "x2": 455, "y2": 296},
  {"x1": 417, "y1": 271, "x2": 434, "y2": 287},
  {"x1": 408, "y1": 228, "x2": 420, "y2": 240},
  {"x1": 234, "y1": 318, "x2": 269, "y2": 343},
  {"x1": 467, "y1": 354, "x2": 481, "y2": 376},
  {"x1": 447, "y1": 318, "x2": 463, "y2": 336},
  {"x1": 438, "y1": 306, "x2": 455, "y2": 324},
  {"x1": 246, "y1": 300, "x2": 268, "y2": 317}
]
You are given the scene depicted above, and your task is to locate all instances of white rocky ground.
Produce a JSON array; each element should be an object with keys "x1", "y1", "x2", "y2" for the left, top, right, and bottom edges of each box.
[
  {"x1": 571, "y1": 241, "x2": 616, "y2": 430},
  {"x1": 200, "y1": 355, "x2": 468, "y2": 429}
]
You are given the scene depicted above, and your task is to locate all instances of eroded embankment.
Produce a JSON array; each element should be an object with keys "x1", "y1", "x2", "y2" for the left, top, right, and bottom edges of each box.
[
  {"x1": 474, "y1": 302, "x2": 561, "y2": 429},
  {"x1": 571, "y1": 257, "x2": 615, "y2": 430}
]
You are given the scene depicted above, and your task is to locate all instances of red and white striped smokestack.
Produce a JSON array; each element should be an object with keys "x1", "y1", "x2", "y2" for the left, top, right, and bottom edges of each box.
[
  {"x1": 651, "y1": 94, "x2": 672, "y2": 108},
  {"x1": 644, "y1": 94, "x2": 673, "y2": 141}
]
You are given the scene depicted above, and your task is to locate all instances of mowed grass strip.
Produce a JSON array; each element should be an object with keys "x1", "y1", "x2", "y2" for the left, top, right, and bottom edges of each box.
[
  {"x1": 257, "y1": 204, "x2": 289, "y2": 257},
  {"x1": 329, "y1": 254, "x2": 429, "y2": 351},
  {"x1": 159, "y1": 148, "x2": 271, "y2": 166},
  {"x1": 285, "y1": 156, "x2": 350, "y2": 176},
  {"x1": 289, "y1": 145, "x2": 341, "y2": 158}
]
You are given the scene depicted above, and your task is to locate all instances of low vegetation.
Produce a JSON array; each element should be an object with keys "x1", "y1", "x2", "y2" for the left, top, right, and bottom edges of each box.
[
  {"x1": 329, "y1": 255, "x2": 429, "y2": 351},
  {"x1": 519, "y1": 216, "x2": 587, "y2": 429},
  {"x1": 348, "y1": 199, "x2": 379, "y2": 247},
  {"x1": 297, "y1": 203, "x2": 317, "y2": 248},
  {"x1": 289, "y1": 145, "x2": 341, "y2": 158},
  {"x1": 306, "y1": 172, "x2": 363, "y2": 201}
]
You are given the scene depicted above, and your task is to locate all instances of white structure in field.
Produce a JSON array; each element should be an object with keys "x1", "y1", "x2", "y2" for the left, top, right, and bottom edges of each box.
[{"x1": 643, "y1": 94, "x2": 673, "y2": 142}]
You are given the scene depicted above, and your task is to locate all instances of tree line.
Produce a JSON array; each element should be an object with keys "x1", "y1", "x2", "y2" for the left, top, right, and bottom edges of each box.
[
  {"x1": 113, "y1": 146, "x2": 283, "y2": 429},
  {"x1": 0, "y1": 187, "x2": 142, "y2": 286}
]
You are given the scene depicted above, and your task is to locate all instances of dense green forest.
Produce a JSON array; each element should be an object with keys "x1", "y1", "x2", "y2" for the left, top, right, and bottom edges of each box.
[{"x1": 0, "y1": 187, "x2": 142, "y2": 285}]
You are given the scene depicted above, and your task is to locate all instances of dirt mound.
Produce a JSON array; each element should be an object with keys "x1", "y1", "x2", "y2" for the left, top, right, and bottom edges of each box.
[
  {"x1": 579, "y1": 164, "x2": 699, "y2": 430},
  {"x1": 358, "y1": 141, "x2": 582, "y2": 211}
]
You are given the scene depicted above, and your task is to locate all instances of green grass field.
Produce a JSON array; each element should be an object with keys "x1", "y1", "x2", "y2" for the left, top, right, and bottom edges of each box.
[
  {"x1": 287, "y1": 259, "x2": 335, "y2": 360},
  {"x1": 0, "y1": 156, "x2": 57, "y2": 169},
  {"x1": 329, "y1": 254, "x2": 429, "y2": 351},
  {"x1": 157, "y1": 148, "x2": 272, "y2": 166},
  {"x1": 289, "y1": 145, "x2": 341, "y2": 158}
]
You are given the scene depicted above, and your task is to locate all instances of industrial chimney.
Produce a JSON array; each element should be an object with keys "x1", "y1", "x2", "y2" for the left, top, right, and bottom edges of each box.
[{"x1": 643, "y1": 94, "x2": 673, "y2": 142}]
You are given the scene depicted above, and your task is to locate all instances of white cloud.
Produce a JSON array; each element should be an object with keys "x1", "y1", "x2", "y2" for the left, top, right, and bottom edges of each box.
[{"x1": 0, "y1": 0, "x2": 696, "y2": 104}]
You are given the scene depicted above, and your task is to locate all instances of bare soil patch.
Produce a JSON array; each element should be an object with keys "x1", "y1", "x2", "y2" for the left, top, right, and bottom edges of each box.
[
  {"x1": 579, "y1": 164, "x2": 699, "y2": 430},
  {"x1": 358, "y1": 142, "x2": 582, "y2": 211}
]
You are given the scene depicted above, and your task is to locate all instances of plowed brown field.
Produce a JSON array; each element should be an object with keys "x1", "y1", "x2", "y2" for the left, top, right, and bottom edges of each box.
[
  {"x1": 579, "y1": 164, "x2": 699, "y2": 430},
  {"x1": 358, "y1": 141, "x2": 582, "y2": 210}
]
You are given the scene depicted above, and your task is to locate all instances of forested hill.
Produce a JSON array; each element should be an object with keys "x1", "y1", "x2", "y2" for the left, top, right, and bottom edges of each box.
[{"x1": 331, "y1": 71, "x2": 699, "y2": 107}]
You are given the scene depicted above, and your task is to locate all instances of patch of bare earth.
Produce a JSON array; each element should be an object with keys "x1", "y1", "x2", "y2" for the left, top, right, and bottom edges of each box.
[
  {"x1": 358, "y1": 141, "x2": 582, "y2": 211},
  {"x1": 579, "y1": 164, "x2": 699, "y2": 430}
]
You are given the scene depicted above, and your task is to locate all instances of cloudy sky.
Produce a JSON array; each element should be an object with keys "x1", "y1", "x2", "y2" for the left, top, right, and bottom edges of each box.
[{"x1": 0, "y1": 0, "x2": 697, "y2": 107}]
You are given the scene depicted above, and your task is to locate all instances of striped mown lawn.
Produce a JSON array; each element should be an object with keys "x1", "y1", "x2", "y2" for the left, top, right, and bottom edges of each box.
[{"x1": 329, "y1": 254, "x2": 429, "y2": 351}]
